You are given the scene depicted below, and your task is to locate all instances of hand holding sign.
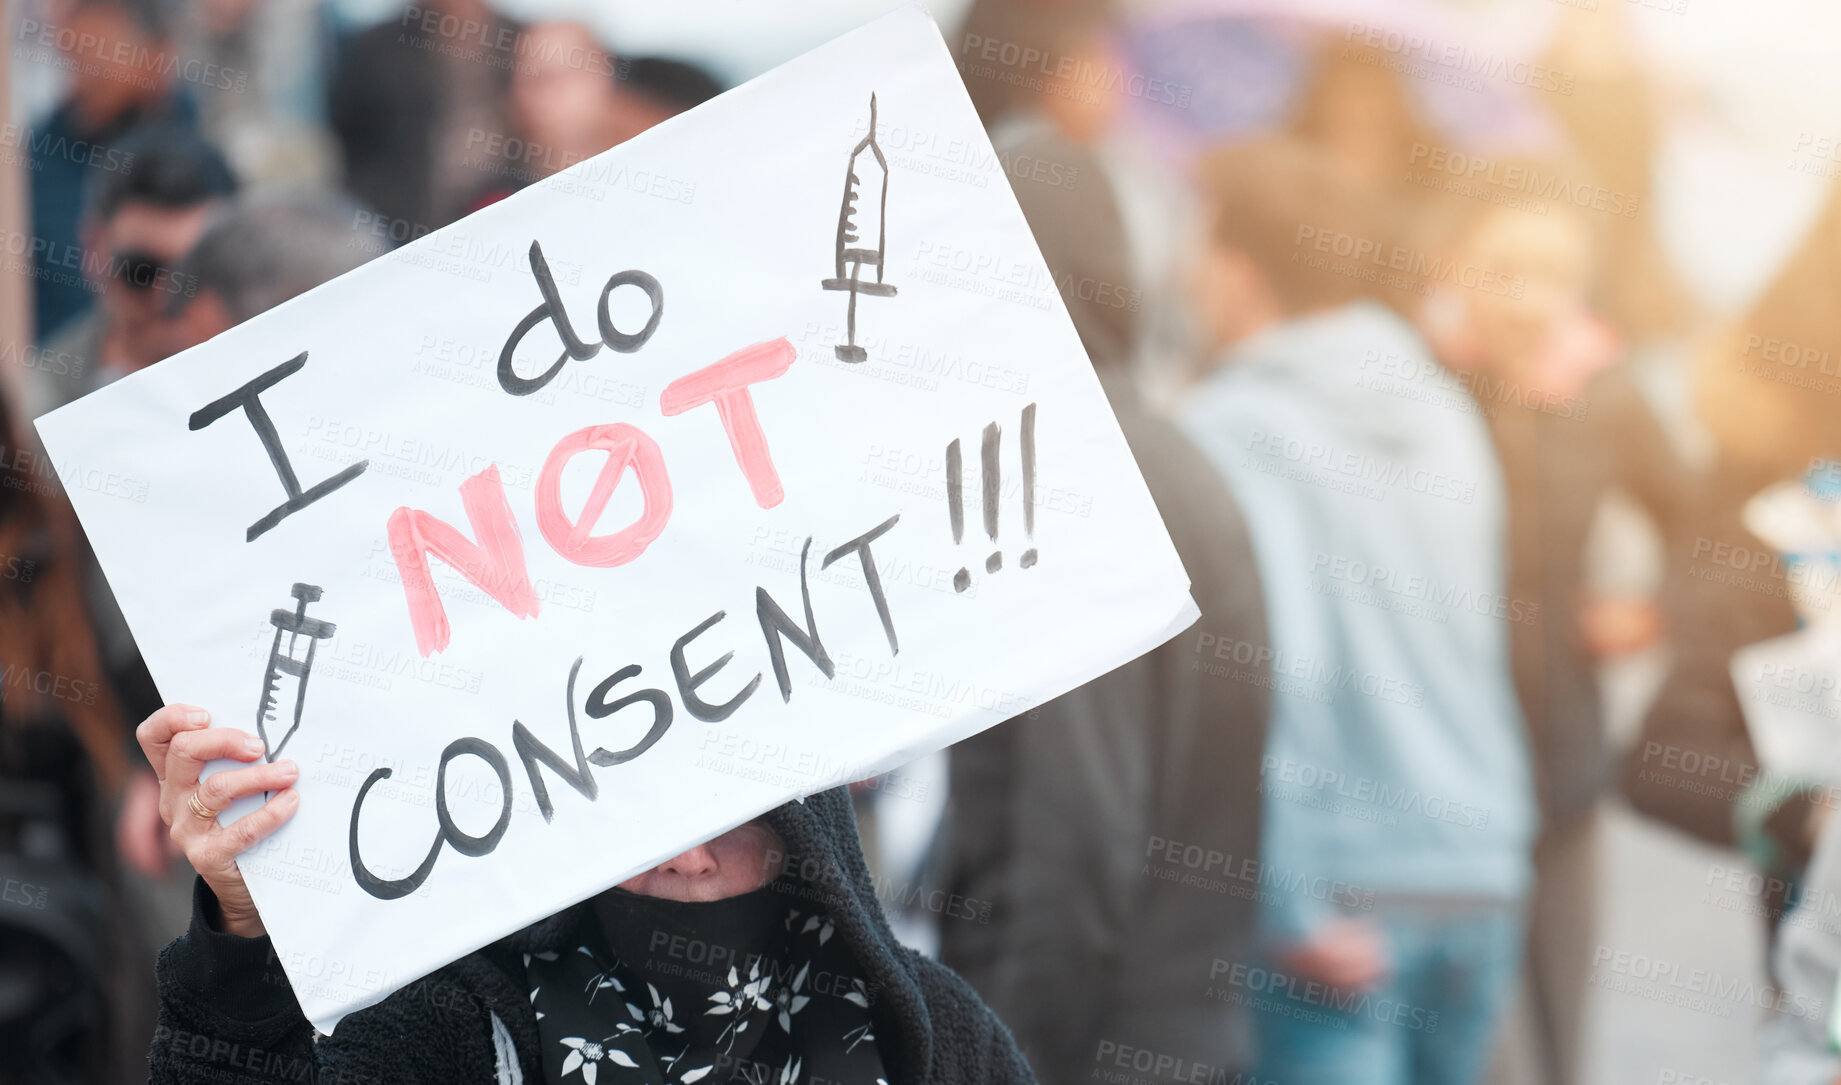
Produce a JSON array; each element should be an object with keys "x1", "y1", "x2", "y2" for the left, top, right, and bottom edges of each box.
[
  {"x1": 38, "y1": 6, "x2": 1195, "y2": 1033},
  {"x1": 136, "y1": 705, "x2": 299, "y2": 937}
]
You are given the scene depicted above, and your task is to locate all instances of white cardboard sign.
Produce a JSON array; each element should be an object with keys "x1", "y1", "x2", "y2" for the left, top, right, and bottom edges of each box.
[{"x1": 36, "y1": 6, "x2": 1195, "y2": 1033}]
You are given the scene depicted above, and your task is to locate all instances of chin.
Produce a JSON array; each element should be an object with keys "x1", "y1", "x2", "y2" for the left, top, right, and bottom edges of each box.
[{"x1": 667, "y1": 883, "x2": 734, "y2": 903}]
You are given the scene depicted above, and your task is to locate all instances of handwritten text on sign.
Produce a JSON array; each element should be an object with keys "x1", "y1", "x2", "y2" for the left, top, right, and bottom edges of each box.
[{"x1": 37, "y1": 6, "x2": 1195, "y2": 1033}]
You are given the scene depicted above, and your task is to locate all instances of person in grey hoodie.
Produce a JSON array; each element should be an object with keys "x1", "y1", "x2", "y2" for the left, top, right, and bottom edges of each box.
[{"x1": 1177, "y1": 139, "x2": 1537, "y2": 1085}]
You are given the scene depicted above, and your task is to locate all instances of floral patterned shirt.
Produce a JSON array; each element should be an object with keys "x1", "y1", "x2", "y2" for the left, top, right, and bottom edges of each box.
[{"x1": 526, "y1": 882, "x2": 887, "y2": 1085}]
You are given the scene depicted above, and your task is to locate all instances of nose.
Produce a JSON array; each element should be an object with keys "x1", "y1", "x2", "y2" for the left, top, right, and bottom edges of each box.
[{"x1": 657, "y1": 844, "x2": 719, "y2": 879}]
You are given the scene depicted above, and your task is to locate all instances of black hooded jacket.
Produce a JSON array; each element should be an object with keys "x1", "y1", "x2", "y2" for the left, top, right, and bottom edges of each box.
[
  {"x1": 149, "y1": 787, "x2": 1034, "y2": 1084},
  {"x1": 936, "y1": 126, "x2": 1269, "y2": 1085}
]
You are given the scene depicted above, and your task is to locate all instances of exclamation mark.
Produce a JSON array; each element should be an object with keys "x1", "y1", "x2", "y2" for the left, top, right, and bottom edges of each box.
[
  {"x1": 948, "y1": 438, "x2": 969, "y2": 592},
  {"x1": 1020, "y1": 402, "x2": 1037, "y2": 569},
  {"x1": 982, "y1": 422, "x2": 1001, "y2": 574}
]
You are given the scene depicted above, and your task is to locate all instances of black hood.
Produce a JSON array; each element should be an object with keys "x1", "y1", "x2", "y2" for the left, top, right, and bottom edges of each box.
[{"x1": 491, "y1": 787, "x2": 939, "y2": 1083}]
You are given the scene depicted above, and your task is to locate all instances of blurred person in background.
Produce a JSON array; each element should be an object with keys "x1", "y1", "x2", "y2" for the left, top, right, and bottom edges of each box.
[
  {"x1": 500, "y1": 21, "x2": 625, "y2": 189},
  {"x1": 20, "y1": 128, "x2": 236, "y2": 932},
  {"x1": 162, "y1": 189, "x2": 393, "y2": 347},
  {"x1": 956, "y1": 0, "x2": 1115, "y2": 149},
  {"x1": 13, "y1": 127, "x2": 239, "y2": 984},
  {"x1": 479, "y1": 21, "x2": 720, "y2": 205},
  {"x1": 178, "y1": 0, "x2": 338, "y2": 186},
  {"x1": 1623, "y1": 178, "x2": 1841, "y2": 941},
  {"x1": 1287, "y1": 38, "x2": 1432, "y2": 215},
  {"x1": 1417, "y1": 178, "x2": 1684, "y2": 1085},
  {"x1": 1539, "y1": 7, "x2": 1698, "y2": 368},
  {"x1": 951, "y1": 0, "x2": 1161, "y2": 305},
  {"x1": 0, "y1": 394, "x2": 138, "y2": 1082},
  {"x1": 935, "y1": 124, "x2": 1269, "y2": 1085},
  {"x1": 24, "y1": 125, "x2": 237, "y2": 423},
  {"x1": 27, "y1": 0, "x2": 199, "y2": 343},
  {"x1": 1534, "y1": 6, "x2": 1701, "y2": 677},
  {"x1": 604, "y1": 57, "x2": 723, "y2": 142},
  {"x1": 950, "y1": 0, "x2": 1206, "y2": 406},
  {"x1": 1179, "y1": 139, "x2": 1535, "y2": 1085},
  {"x1": 328, "y1": 0, "x2": 516, "y2": 235}
]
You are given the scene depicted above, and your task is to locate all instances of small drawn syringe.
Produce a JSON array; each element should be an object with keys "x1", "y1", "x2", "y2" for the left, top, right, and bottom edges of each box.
[
  {"x1": 822, "y1": 92, "x2": 898, "y2": 362},
  {"x1": 257, "y1": 583, "x2": 336, "y2": 763}
]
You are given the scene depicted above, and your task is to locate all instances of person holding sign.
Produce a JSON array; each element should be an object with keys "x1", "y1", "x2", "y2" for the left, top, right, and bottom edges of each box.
[
  {"x1": 32, "y1": 10, "x2": 1199, "y2": 1080},
  {"x1": 139, "y1": 704, "x2": 1035, "y2": 1085}
]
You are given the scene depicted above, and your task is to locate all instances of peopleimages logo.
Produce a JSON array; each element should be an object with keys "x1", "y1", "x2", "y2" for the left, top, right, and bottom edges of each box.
[
  {"x1": 1144, "y1": 834, "x2": 1376, "y2": 910},
  {"x1": 1208, "y1": 960, "x2": 1442, "y2": 1033},
  {"x1": 1344, "y1": 23, "x2": 1575, "y2": 95},
  {"x1": 1260, "y1": 756, "x2": 1491, "y2": 830},
  {"x1": 1193, "y1": 632, "x2": 1426, "y2": 708},
  {"x1": 1292, "y1": 224, "x2": 1525, "y2": 300},
  {"x1": 1741, "y1": 334, "x2": 1841, "y2": 374},
  {"x1": 1591, "y1": 946, "x2": 1823, "y2": 1019},
  {"x1": 1091, "y1": 1039, "x2": 1276, "y2": 1085},
  {"x1": 14, "y1": 18, "x2": 251, "y2": 93},
  {"x1": 1245, "y1": 427, "x2": 1479, "y2": 505},
  {"x1": 0, "y1": 121, "x2": 135, "y2": 174},
  {"x1": 1357, "y1": 348, "x2": 1590, "y2": 423},
  {"x1": 1690, "y1": 531, "x2": 1840, "y2": 600},
  {"x1": 957, "y1": 34, "x2": 1193, "y2": 108},
  {"x1": 1311, "y1": 550, "x2": 1541, "y2": 626},
  {"x1": 1406, "y1": 144, "x2": 1641, "y2": 218}
]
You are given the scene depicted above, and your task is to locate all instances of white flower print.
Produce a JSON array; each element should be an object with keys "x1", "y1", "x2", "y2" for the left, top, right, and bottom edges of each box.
[
  {"x1": 842, "y1": 1020, "x2": 874, "y2": 1053},
  {"x1": 778, "y1": 1054, "x2": 802, "y2": 1084},
  {"x1": 705, "y1": 959, "x2": 773, "y2": 1052},
  {"x1": 627, "y1": 981, "x2": 684, "y2": 1035},
  {"x1": 584, "y1": 957, "x2": 626, "y2": 1006},
  {"x1": 798, "y1": 914, "x2": 834, "y2": 946},
  {"x1": 771, "y1": 963, "x2": 812, "y2": 1033},
  {"x1": 705, "y1": 960, "x2": 773, "y2": 1019},
  {"x1": 559, "y1": 1035, "x2": 639, "y2": 1085}
]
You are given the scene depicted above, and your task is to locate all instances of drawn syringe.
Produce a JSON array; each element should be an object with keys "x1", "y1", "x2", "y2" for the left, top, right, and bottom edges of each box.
[
  {"x1": 821, "y1": 92, "x2": 898, "y2": 362},
  {"x1": 257, "y1": 583, "x2": 335, "y2": 764}
]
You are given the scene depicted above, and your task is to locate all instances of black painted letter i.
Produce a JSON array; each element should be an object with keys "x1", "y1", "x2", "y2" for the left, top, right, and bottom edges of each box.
[{"x1": 189, "y1": 353, "x2": 368, "y2": 542}]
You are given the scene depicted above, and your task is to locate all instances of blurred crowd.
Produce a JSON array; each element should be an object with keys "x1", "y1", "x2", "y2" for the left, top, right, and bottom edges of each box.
[{"x1": 5, "y1": 0, "x2": 1841, "y2": 1083}]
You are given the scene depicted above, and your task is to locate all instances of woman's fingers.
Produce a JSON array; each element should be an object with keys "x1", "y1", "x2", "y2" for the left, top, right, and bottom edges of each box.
[
  {"x1": 193, "y1": 760, "x2": 300, "y2": 816},
  {"x1": 187, "y1": 789, "x2": 301, "y2": 939},
  {"x1": 189, "y1": 788, "x2": 301, "y2": 877},
  {"x1": 139, "y1": 702, "x2": 300, "y2": 939},
  {"x1": 136, "y1": 704, "x2": 213, "y2": 782},
  {"x1": 165, "y1": 726, "x2": 266, "y2": 793}
]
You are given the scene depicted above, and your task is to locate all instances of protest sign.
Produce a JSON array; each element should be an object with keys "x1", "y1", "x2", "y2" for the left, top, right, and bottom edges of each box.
[{"x1": 35, "y1": 5, "x2": 1196, "y2": 1033}]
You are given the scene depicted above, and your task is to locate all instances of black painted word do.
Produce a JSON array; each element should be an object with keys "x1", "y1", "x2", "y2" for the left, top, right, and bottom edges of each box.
[{"x1": 498, "y1": 240, "x2": 664, "y2": 396}]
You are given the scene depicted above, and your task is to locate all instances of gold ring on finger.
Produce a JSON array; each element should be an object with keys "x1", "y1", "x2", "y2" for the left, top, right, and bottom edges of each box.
[{"x1": 187, "y1": 792, "x2": 218, "y2": 821}]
